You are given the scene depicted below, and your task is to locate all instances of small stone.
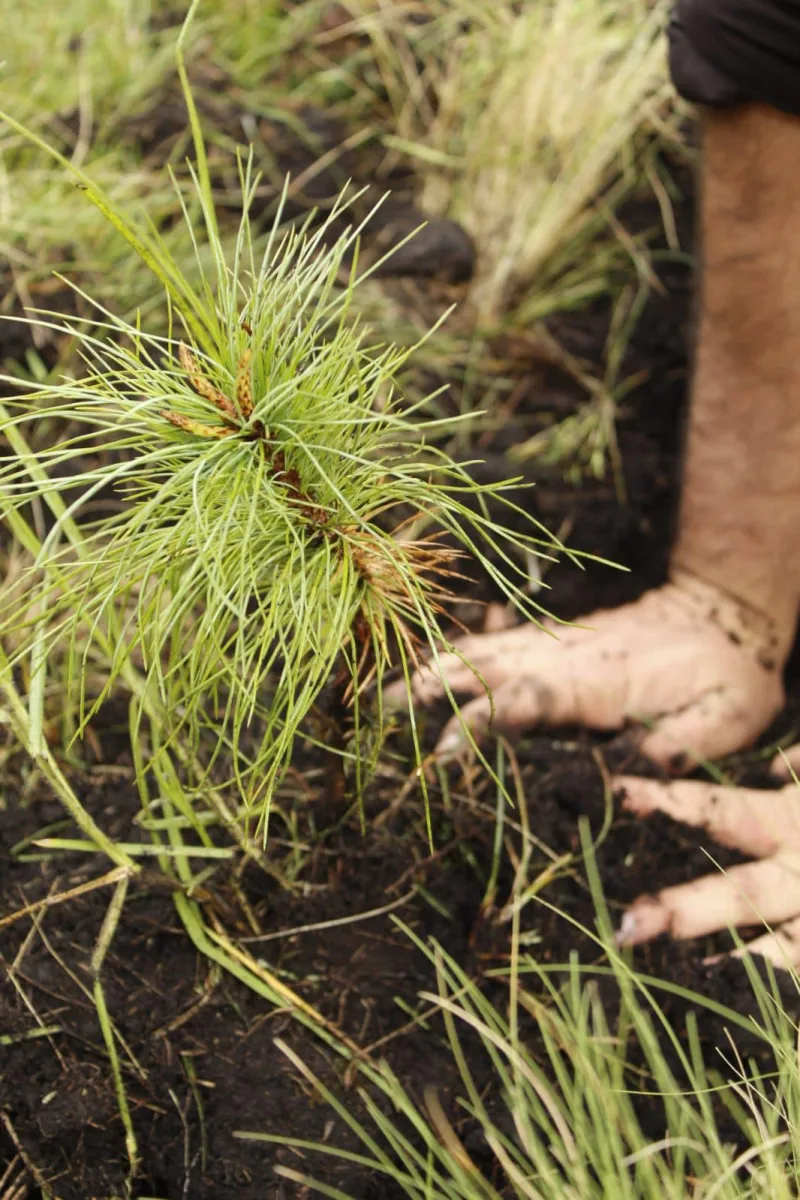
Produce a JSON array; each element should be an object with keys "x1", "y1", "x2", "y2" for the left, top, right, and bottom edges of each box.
[{"x1": 367, "y1": 205, "x2": 475, "y2": 282}]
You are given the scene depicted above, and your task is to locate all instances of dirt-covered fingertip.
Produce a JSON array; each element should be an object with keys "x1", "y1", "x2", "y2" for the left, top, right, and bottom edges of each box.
[
  {"x1": 383, "y1": 665, "x2": 447, "y2": 710},
  {"x1": 638, "y1": 731, "x2": 694, "y2": 775},
  {"x1": 613, "y1": 776, "x2": 662, "y2": 816},
  {"x1": 616, "y1": 896, "x2": 671, "y2": 946},
  {"x1": 769, "y1": 743, "x2": 800, "y2": 783},
  {"x1": 434, "y1": 729, "x2": 469, "y2": 763},
  {"x1": 434, "y1": 710, "x2": 483, "y2": 762}
]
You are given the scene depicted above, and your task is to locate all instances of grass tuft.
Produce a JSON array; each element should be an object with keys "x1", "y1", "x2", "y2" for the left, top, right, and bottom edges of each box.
[
  {"x1": 350, "y1": 0, "x2": 676, "y2": 327},
  {"x1": 237, "y1": 894, "x2": 800, "y2": 1198}
]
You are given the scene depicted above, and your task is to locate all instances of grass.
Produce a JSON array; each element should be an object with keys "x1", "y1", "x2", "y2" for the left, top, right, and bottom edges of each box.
[
  {"x1": 510, "y1": 277, "x2": 653, "y2": 492},
  {"x1": 0, "y1": 0, "x2": 362, "y2": 151},
  {"x1": 237, "y1": 828, "x2": 800, "y2": 1198},
  {"x1": 333, "y1": 0, "x2": 688, "y2": 484},
  {"x1": 0, "y1": 2, "x2": 178, "y2": 327},
  {"x1": 0, "y1": 0, "x2": 177, "y2": 137},
  {"x1": 346, "y1": 0, "x2": 678, "y2": 329},
  {"x1": 0, "y1": 1, "x2": 375, "y2": 332}
]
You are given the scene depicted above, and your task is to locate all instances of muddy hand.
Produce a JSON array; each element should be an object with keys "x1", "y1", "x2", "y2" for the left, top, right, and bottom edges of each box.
[
  {"x1": 395, "y1": 570, "x2": 784, "y2": 770},
  {"x1": 617, "y1": 760, "x2": 800, "y2": 967}
]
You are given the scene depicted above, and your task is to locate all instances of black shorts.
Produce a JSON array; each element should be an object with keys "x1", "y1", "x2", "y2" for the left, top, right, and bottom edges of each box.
[{"x1": 670, "y1": 0, "x2": 800, "y2": 115}]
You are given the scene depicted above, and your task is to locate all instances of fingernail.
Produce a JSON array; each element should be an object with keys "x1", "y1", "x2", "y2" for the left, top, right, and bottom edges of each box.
[
  {"x1": 615, "y1": 898, "x2": 670, "y2": 945},
  {"x1": 769, "y1": 750, "x2": 795, "y2": 781},
  {"x1": 615, "y1": 910, "x2": 638, "y2": 947},
  {"x1": 435, "y1": 730, "x2": 466, "y2": 761}
]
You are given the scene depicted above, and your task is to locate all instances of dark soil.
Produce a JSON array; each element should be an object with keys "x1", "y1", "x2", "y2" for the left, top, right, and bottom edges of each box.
[{"x1": 3, "y1": 98, "x2": 800, "y2": 1200}]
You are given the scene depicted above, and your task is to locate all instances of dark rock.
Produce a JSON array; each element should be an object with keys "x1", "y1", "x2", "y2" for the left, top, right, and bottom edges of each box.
[{"x1": 365, "y1": 203, "x2": 475, "y2": 282}]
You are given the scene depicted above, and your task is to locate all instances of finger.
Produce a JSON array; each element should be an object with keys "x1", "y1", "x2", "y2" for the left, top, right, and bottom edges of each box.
[
  {"x1": 434, "y1": 673, "x2": 578, "y2": 758},
  {"x1": 384, "y1": 640, "x2": 505, "y2": 707},
  {"x1": 617, "y1": 776, "x2": 800, "y2": 858},
  {"x1": 770, "y1": 743, "x2": 800, "y2": 782},
  {"x1": 433, "y1": 642, "x2": 642, "y2": 756},
  {"x1": 617, "y1": 855, "x2": 800, "y2": 944},
  {"x1": 726, "y1": 913, "x2": 800, "y2": 968},
  {"x1": 639, "y1": 687, "x2": 777, "y2": 772},
  {"x1": 387, "y1": 620, "x2": 595, "y2": 709},
  {"x1": 383, "y1": 653, "x2": 486, "y2": 708}
]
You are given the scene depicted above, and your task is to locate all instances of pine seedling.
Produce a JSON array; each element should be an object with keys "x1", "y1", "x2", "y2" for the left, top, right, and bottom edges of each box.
[{"x1": 0, "y1": 21, "x2": 568, "y2": 825}]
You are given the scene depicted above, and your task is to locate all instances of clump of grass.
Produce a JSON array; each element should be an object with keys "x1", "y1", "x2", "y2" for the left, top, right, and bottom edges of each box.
[
  {"x1": 350, "y1": 0, "x2": 675, "y2": 327},
  {"x1": 511, "y1": 278, "x2": 653, "y2": 492},
  {"x1": 0, "y1": 21, "x2": 568, "y2": 822},
  {"x1": 210, "y1": 0, "x2": 343, "y2": 98},
  {"x1": 0, "y1": 2, "x2": 182, "y2": 321},
  {"x1": 0, "y1": 1, "x2": 368, "y2": 330},
  {"x1": 237, "y1": 840, "x2": 800, "y2": 1197},
  {"x1": 0, "y1": 0, "x2": 329, "y2": 146},
  {"x1": 0, "y1": 0, "x2": 178, "y2": 139}
]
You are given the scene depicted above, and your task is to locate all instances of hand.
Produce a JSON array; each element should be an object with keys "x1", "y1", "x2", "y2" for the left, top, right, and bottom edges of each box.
[
  {"x1": 401, "y1": 570, "x2": 785, "y2": 771},
  {"x1": 397, "y1": 570, "x2": 793, "y2": 962},
  {"x1": 616, "y1": 756, "x2": 800, "y2": 967}
]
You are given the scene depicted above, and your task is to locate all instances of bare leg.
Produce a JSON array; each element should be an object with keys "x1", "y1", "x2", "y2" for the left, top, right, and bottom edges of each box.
[
  {"x1": 401, "y1": 104, "x2": 800, "y2": 771},
  {"x1": 673, "y1": 104, "x2": 800, "y2": 658}
]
